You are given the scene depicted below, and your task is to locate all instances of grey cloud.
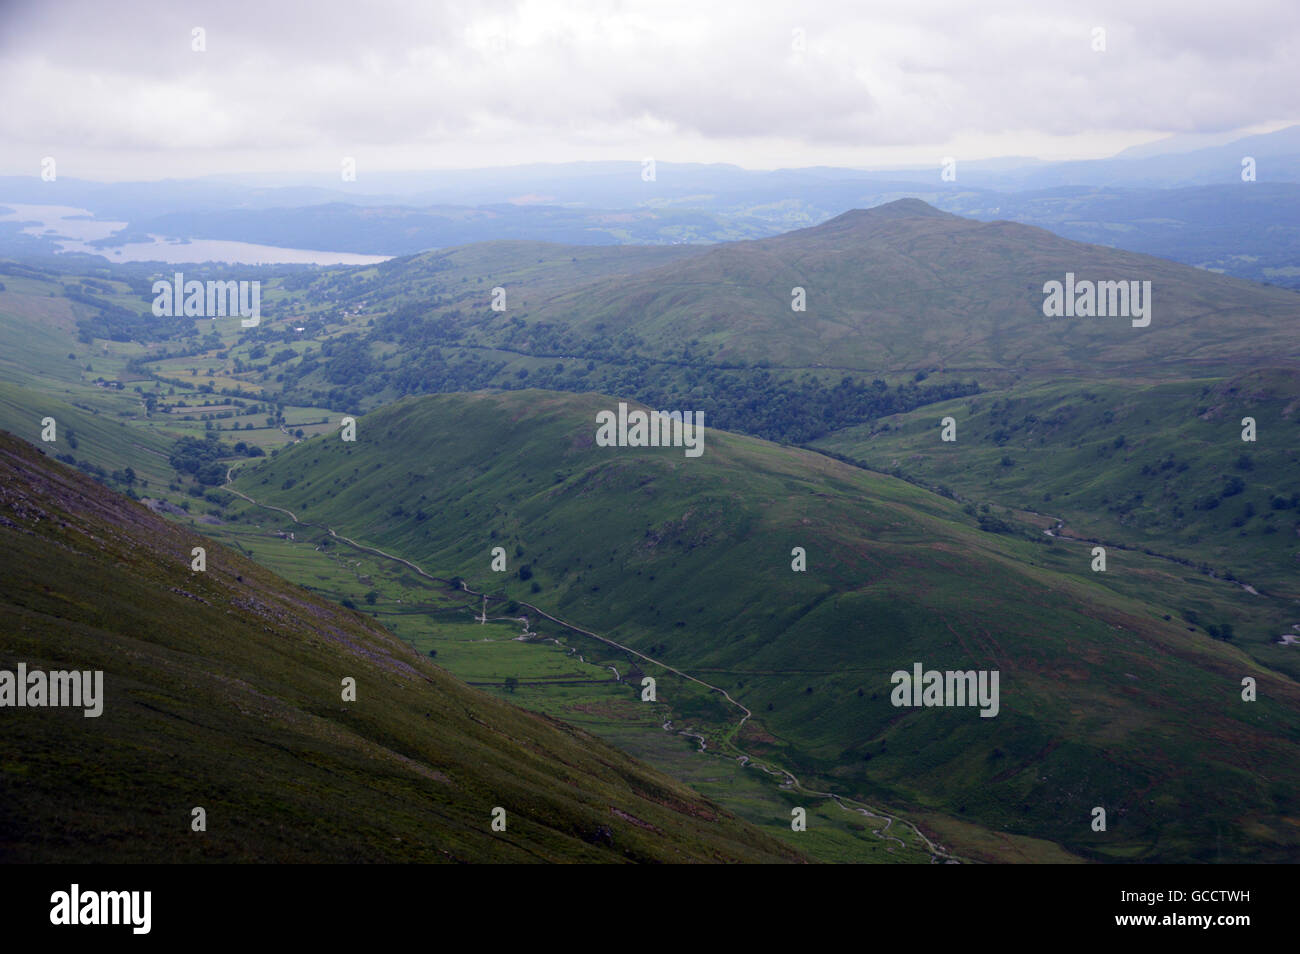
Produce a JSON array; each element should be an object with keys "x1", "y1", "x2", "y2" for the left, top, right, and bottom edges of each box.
[{"x1": 1, "y1": 0, "x2": 1296, "y2": 172}]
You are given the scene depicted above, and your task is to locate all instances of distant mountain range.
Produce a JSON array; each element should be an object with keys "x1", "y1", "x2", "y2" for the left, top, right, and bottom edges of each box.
[
  {"x1": 4, "y1": 124, "x2": 1300, "y2": 286},
  {"x1": 315, "y1": 198, "x2": 1300, "y2": 383},
  {"x1": 3, "y1": 191, "x2": 1298, "y2": 863}
]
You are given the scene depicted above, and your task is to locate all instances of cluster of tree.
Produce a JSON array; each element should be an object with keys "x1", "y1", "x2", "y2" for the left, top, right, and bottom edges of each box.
[
  {"x1": 55, "y1": 453, "x2": 106, "y2": 480},
  {"x1": 580, "y1": 365, "x2": 980, "y2": 443},
  {"x1": 168, "y1": 435, "x2": 234, "y2": 485},
  {"x1": 1193, "y1": 475, "x2": 1248, "y2": 511},
  {"x1": 1183, "y1": 610, "x2": 1236, "y2": 641},
  {"x1": 278, "y1": 334, "x2": 506, "y2": 410},
  {"x1": 52, "y1": 455, "x2": 141, "y2": 495},
  {"x1": 287, "y1": 314, "x2": 980, "y2": 442},
  {"x1": 70, "y1": 290, "x2": 191, "y2": 344},
  {"x1": 374, "y1": 303, "x2": 466, "y2": 346}
]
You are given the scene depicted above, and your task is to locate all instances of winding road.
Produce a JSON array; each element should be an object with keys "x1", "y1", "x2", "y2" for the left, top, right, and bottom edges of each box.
[{"x1": 222, "y1": 464, "x2": 954, "y2": 862}]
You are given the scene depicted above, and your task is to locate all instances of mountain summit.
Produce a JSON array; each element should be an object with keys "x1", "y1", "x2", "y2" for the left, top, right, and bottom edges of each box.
[
  {"x1": 508, "y1": 200, "x2": 1298, "y2": 374},
  {"x1": 821, "y1": 198, "x2": 956, "y2": 224}
]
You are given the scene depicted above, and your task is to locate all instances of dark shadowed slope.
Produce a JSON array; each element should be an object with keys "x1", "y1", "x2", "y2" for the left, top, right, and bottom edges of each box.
[{"x1": 0, "y1": 430, "x2": 804, "y2": 863}]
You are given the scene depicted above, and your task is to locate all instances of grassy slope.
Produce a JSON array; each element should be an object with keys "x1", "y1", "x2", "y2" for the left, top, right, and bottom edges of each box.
[
  {"x1": 813, "y1": 368, "x2": 1300, "y2": 607},
  {"x1": 0, "y1": 268, "x2": 206, "y2": 490},
  {"x1": 0, "y1": 265, "x2": 332, "y2": 507},
  {"x1": 195, "y1": 520, "x2": 942, "y2": 863},
  {"x1": 233, "y1": 390, "x2": 1300, "y2": 862},
  {"x1": 375, "y1": 239, "x2": 708, "y2": 295},
  {"x1": 509, "y1": 199, "x2": 1300, "y2": 374},
  {"x1": 4, "y1": 206, "x2": 1299, "y2": 864},
  {"x1": 0, "y1": 430, "x2": 805, "y2": 863}
]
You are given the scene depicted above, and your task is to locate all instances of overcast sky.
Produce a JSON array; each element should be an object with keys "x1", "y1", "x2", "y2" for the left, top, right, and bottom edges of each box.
[{"x1": 1, "y1": 0, "x2": 1296, "y2": 180}]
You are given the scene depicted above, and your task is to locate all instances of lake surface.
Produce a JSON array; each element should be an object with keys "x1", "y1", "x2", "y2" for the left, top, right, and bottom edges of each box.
[{"x1": 0, "y1": 204, "x2": 391, "y2": 266}]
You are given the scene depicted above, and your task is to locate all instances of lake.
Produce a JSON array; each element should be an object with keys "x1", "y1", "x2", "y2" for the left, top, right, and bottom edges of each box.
[{"x1": 0, "y1": 204, "x2": 391, "y2": 266}]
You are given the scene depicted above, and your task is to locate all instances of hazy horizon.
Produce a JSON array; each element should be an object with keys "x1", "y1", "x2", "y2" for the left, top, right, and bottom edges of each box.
[{"x1": 3, "y1": 0, "x2": 1298, "y2": 181}]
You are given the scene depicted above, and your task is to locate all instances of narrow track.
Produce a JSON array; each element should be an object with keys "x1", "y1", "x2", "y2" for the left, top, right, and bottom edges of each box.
[{"x1": 223, "y1": 465, "x2": 954, "y2": 862}]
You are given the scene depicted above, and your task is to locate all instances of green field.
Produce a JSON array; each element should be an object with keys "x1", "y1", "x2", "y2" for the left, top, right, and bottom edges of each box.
[
  {"x1": 814, "y1": 371, "x2": 1300, "y2": 675},
  {"x1": 2, "y1": 197, "x2": 1298, "y2": 865},
  {"x1": 227, "y1": 389, "x2": 1300, "y2": 863},
  {"x1": 197, "y1": 506, "x2": 940, "y2": 862},
  {"x1": 0, "y1": 431, "x2": 807, "y2": 863}
]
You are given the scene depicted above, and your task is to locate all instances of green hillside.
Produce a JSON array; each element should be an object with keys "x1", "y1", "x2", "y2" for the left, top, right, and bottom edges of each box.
[
  {"x1": 232, "y1": 390, "x2": 1300, "y2": 862},
  {"x1": 814, "y1": 368, "x2": 1300, "y2": 606},
  {"x1": 4, "y1": 203, "x2": 1299, "y2": 866},
  {"x1": 242, "y1": 199, "x2": 1300, "y2": 450},
  {"x1": 442, "y1": 198, "x2": 1300, "y2": 374},
  {"x1": 353, "y1": 239, "x2": 709, "y2": 303},
  {"x1": 0, "y1": 429, "x2": 804, "y2": 863}
]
